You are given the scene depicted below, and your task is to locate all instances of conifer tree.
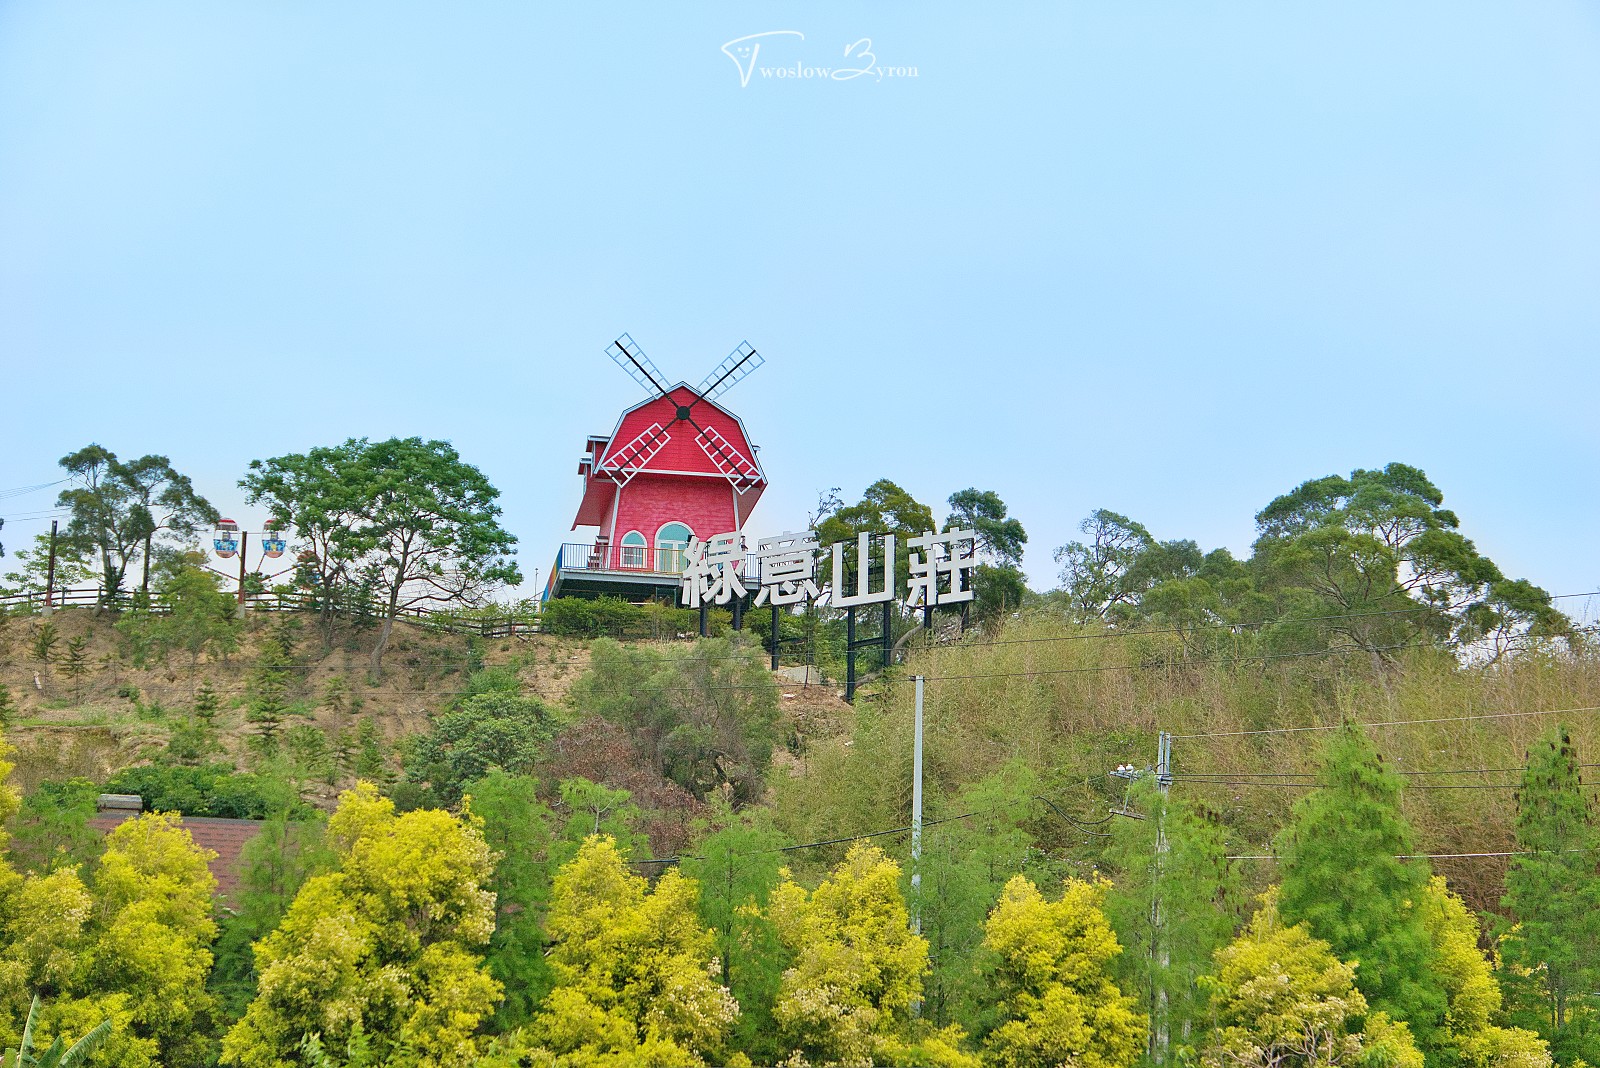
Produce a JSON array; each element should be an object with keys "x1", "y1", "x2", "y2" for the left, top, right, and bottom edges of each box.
[
  {"x1": 192, "y1": 681, "x2": 220, "y2": 726},
  {"x1": 1276, "y1": 723, "x2": 1446, "y2": 1050},
  {"x1": 1106, "y1": 779, "x2": 1242, "y2": 1062},
  {"x1": 1500, "y1": 726, "x2": 1600, "y2": 1062},
  {"x1": 466, "y1": 770, "x2": 556, "y2": 1032},
  {"x1": 245, "y1": 632, "x2": 291, "y2": 752},
  {"x1": 61, "y1": 634, "x2": 90, "y2": 702},
  {"x1": 0, "y1": 684, "x2": 15, "y2": 729},
  {"x1": 351, "y1": 719, "x2": 386, "y2": 781},
  {"x1": 682, "y1": 813, "x2": 790, "y2": 1059}
]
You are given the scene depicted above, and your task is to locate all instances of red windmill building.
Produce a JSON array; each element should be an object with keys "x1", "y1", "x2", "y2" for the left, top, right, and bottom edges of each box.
[{"x1": 544, "y1": 335, "x2": 768, "y2": 603}]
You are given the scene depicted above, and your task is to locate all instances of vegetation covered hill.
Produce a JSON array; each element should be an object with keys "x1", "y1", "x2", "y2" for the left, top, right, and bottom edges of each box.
[{"x1": 2, "y1": 443, "x2": 1596, "y2": 1066}]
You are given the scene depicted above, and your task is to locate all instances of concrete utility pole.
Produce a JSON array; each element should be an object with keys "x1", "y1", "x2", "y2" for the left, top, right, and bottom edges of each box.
[
  {"x1": 911, "y1": 674, "x2": 925, "y2": 936},
  {"x1": 1153, "y1": 730, "x2": 1173, "y2": 1065},
  {"x1": 1112, "y1": 731, "x2": 1175, "y2": 1066}
]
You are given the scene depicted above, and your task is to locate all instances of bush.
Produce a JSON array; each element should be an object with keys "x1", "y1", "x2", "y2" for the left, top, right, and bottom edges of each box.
[
  {"x1": 541, "y1": 596, "x2": 718, "y2": 639},
  {"x1": 103, "y1": 762, "x2": 306, "y2": 819}
]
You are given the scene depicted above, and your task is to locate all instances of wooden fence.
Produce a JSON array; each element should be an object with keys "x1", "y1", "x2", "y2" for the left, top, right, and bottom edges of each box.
[{"x1": 0, "y1": 585, "x2": 542, "y2": 638}]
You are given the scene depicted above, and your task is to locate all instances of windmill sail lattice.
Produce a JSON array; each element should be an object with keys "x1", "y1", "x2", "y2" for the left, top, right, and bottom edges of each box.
[
  {"x1": 595, "y1": 422, "x2": 670, "y2": 487},
  {"x1": 605, "y1": 333, "x2": 671, "y2": 396},
  {"x1": 694, "y1": 425, "x2": 762, "y2": 490},
  {"x1": 697, "y1": 342, "x2": 764, "y2": 403}
]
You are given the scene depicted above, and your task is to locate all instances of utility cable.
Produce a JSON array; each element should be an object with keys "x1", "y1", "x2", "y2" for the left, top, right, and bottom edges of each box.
[{"x1": 1173, "y1": 704, "x2": 1600, "y2": 740}]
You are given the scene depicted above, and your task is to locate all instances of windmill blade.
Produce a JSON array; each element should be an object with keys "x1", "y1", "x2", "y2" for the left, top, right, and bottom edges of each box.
[
  {"x1": 605, "y1": 333, "x2": 672, "y2": 396},
  {"x1": 695, "y1": 342, "x2": 764, "y2": 403},
  {"x1": 596, "y1": 422, "x2": 671, "y2": 487},
  {"x1": 693, "y1": 423, "x2": 762, "y2": 490}
]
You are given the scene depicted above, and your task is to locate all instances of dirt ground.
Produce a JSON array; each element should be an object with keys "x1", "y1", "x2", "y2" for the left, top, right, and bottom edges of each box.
[{"x1": 0, "y1": 607, "x2": 853, "y2": 797}]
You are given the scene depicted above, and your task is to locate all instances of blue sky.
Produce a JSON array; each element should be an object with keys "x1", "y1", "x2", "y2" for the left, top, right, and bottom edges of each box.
[{"x1": 2, "y1": 2, "x2": 1597, "y2": 603}]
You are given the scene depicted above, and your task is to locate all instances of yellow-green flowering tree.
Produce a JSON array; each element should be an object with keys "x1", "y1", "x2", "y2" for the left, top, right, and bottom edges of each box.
[
  {"x1": 0, "y1": 810, "x2": 219, "y2": 1067},
  {"x1": 982, "y1": 874, "x2": 1145, "y2": 1068},
  {"x1": 1420, "y1": 877, "x2": 1551, "y2": 1068},
  {"x1": 528, "y1": 835, "x2": 737, "y2": 1066},
  {"x1": 1202, "y1": 890, "x2": 1423, "y2": 1068},
  {"x1": 221, "y1": 783, "x2": 501, "y2": 1068},
  {"x1": 767, "y1": 844, "x2": 966, "y2": 1066}
]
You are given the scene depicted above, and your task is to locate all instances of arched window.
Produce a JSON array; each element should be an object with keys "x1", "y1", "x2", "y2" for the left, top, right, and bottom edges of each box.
[
  {"x1": 656, "y1": 522, "x2": 693, "y2": 573},
  {"x1": 619, "y1": 530, "x2": 647, "y2": 569}
]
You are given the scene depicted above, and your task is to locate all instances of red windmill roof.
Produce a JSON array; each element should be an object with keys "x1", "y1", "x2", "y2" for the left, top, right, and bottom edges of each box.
[{"x1": 572, "y1": 384, "x2": 766, "y2": 529}]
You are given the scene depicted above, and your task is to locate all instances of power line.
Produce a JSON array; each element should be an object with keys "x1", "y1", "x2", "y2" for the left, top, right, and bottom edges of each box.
[
  {"x1": 1228, "y1": 848, "x2": 1598, "y2": 862},
  {"x1": 0, "y1": 480, "x2": 67, "y2": 501},
  {"x1": 1173, "y1": 704, "x2": 1600, "y2": 740},
  {"x1": 630, "y1": 782, "x2": 1112, "y2": 866}
]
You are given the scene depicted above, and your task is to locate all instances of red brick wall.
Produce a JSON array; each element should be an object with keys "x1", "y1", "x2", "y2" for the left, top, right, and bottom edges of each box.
[{"x1": 609, "y1": 475, "x2": 742, "y2": 549}]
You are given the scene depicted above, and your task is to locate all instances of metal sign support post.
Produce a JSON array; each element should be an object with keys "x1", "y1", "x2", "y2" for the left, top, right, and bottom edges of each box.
[
  {"x1": 698, "y1": 602, "x2": 708, "y2": 637},
  {"x1": 845, "y1": 606, "x2": 857, "y2": 701},
  {"x1": 770, "y1": 603, "x2": 781, "y2": 670}
]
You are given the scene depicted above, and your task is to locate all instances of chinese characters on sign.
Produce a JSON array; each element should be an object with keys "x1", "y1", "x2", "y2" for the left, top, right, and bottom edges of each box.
[
  {"x1": 679, "y1": 532, "x2": 748, "y2": 608},
  {"x1": 681, "y1": 527, "x2": 978, "y2": 610}
]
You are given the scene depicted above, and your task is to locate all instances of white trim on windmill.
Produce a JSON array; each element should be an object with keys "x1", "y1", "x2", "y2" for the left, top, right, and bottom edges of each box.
[
  {"x1": 588, "y1": 334, "x2": 770, "y2": 486},
  {"x1": 595, "y1": 422, "x2": 671, "y2": 487},
  {"x1": 694, "y1": 424, "x2": 762, "y2": 490}
]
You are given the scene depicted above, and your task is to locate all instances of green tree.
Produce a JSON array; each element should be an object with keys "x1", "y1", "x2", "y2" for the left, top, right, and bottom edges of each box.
[
  {"x1": 404, "y1": 692, "x2": 559, "y2": 806},
  {"x1": 917, "y1": 766, "x2": 1042, "y2": 1030},
  {"x1": 1276, "y1": 723, "x2": 1446, "y2": 1050},
  {"x1": 1105, "y1": 779, "x2": 1242, "y2": 1063},
  {"x1": 982, "y1": 874, "x2": 1145, "y2": 1068},
  {"x1": 1201, "y1": 890, "x2": 1423, "y2": 1068},
  {"x1": 681, "y1": 813, "x2": 789, "y2": 1059},
  {"x1": 818, "y1": 478, "x2": 938, "y2": 598},
  {"x1": 570, "y1": 638, "x2": 779, "y2": 804},
  {"x1": 529, "y1": 836, "x2": 737, "y2": 1065},
  {"x1": 550, "y1": 778, "x2": 644, "y2": 872},
  {"x1": 0, "y1": 688, "x2": 15, "y2": 731},
  {"x1": 1421, "y1": 877, "x2": 1551, "y2": 1068},
  {"x1": 29, "y1": 624, "x2": 58, "y2": 669},
  {"x1": 947, "y1": 489, "x2": 1028, "y2": 621},
  {"x1": 145, "y1": 566, "x2": 241, "y2": 670},
  {"x1": 7, "y1": 780, "x2": 100, "y2": 875},
  {"x1": 351, "y1": 720, "x2": 386, "y2": 781},
  {"x1": 193, "y1": 682, "x2": 220, "y2": 726},
  {"x1": 1054, "y1": 510, "x2": 1157, "y2": 624},
  {"x1": 463, "y1": 771, "x2": 555, "y2": 1031},
  {"x1": 220, "y1": 783, "x2": 500, "y2": 1068},
  {"x1": 1499, "y1": 727, "x2": 1600, "y2": 1063},
  {"x1": 946, "y1": 488, "x2": 1027, "y2": 568},
  {"x1": 245, "y1": 631, "x2": 293, "y2": 753},
  {"x1": 0, "y1": 534, "x2": 93, "y2": 598},
  {"x1": 1252, "y1": 463, "x2": 1564, "y2": 658},
  {"x1": 59, "y1": 638, "x2": 89, "y2": 704},
  {"x1": 55, "y1": 446, "x2": 215, "y2": 607},
  {"x1": 210, "y1": 811, "x2": 331, "y2": 1022},
  {"x1": 241, "y1": 437, "x2": 521, "y2": 676},
  {"x1": 768, "y1": 843, "x2": 934, "y2": 1064}
]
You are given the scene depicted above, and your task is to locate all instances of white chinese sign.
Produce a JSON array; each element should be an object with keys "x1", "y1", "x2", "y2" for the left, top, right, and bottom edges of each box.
[
  {"x1": 684, "y1": 527, "x2": 978, "y2": 610},
  {"x1": 680, "y1": 532, "x2": 748, "y2": 608}
]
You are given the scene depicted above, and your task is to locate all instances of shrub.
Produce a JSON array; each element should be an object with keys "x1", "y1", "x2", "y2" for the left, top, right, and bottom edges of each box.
[{"x1": 103, "y1": 762, "x2": 306, "y2": 818}]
